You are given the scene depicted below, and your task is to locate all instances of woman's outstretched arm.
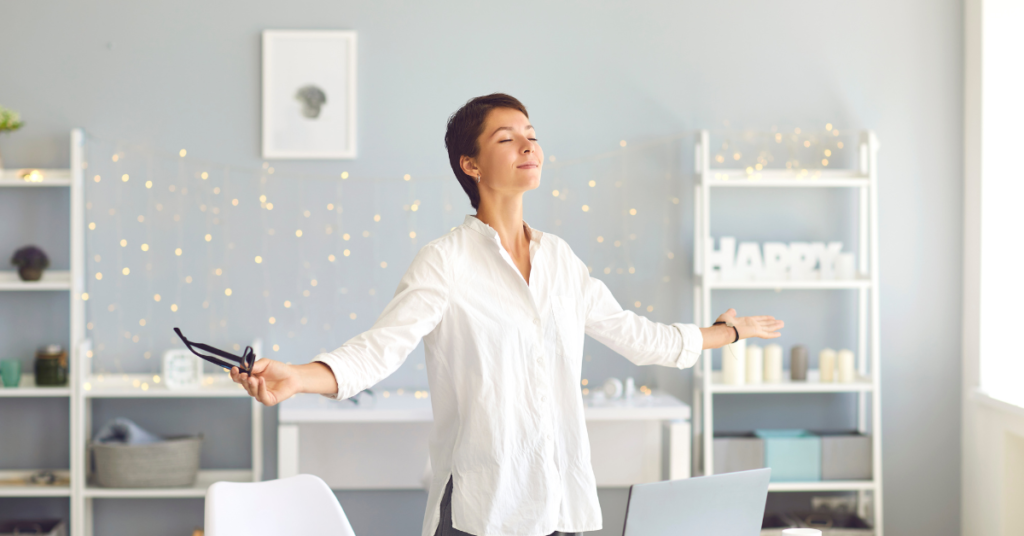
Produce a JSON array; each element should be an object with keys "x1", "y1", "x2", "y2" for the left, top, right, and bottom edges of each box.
[{"x1": 231, "y1": 242, "x2": 450, "y2": 405}]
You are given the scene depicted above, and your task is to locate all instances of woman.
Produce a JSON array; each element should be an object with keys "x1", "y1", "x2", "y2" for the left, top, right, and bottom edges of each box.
[{"x1": 231, "y1": 94, "x2": 784, "y2": 536}]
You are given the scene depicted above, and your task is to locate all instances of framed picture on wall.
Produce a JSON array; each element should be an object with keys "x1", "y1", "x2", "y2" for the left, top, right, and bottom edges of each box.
[{"x1": 262, "y1": 30, "x2": 357, "y2": 159}]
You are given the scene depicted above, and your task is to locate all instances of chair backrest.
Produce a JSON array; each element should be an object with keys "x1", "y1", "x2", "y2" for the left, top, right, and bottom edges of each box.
[{"x1": 204, "y1": 474, "x2": 356, "y2": 536}]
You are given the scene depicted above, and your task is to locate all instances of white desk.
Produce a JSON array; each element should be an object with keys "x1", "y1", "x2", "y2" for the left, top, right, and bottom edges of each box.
[{"x1": 277, "y1": 390, "x2": 690, "y2": 489}]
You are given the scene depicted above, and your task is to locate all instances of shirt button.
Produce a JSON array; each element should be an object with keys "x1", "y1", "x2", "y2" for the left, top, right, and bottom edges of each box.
[{"x1": 534, "y1": 318, "x2": 541, "y2": 326}]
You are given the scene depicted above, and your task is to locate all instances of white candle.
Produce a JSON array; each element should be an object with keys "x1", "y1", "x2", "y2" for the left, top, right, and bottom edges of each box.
[
  {"x1": 836, "y1": 253, "x2": 857, "y2": 280},
  {"x1": 819, "y1": 348, "x2": 837, "y2": 382},
  {"x1": 746, "y1": 344, "x2": 764, "y2": 384},
  {"x1": 722, "y1": 338, "x2": 746, "y2": 385},
  {"x1": 764, "y1": 344, "x2": 783, "y2": 383},
  {"x1": 838, "y1": 349, "x2": 856, "y2": 382}
]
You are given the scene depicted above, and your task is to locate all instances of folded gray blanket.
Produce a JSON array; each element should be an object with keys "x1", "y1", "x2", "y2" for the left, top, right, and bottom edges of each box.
[{"x1": 92, "y1": 417, "x2": 164, "y2": 444}]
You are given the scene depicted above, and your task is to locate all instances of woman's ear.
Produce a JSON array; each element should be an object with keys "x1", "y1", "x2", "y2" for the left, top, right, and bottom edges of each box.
[{"x1": 460, "y1": 155, "x2": 479, "y2": 179}]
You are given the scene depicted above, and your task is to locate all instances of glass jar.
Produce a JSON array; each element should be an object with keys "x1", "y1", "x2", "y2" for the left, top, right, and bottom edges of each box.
[{"x1": 34, "y1": 344, "x2": 67, "y2": 386}]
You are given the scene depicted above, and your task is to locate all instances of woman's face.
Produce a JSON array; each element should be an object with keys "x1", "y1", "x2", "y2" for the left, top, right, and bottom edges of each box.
[{"x1": 461, "y1": 107, "x2": 543, "y2": 199}]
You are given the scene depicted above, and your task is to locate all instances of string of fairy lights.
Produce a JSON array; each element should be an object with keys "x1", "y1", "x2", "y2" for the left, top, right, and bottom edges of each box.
[{"x1": 79, "y1": 126, "x2": 850, "y2": 391}]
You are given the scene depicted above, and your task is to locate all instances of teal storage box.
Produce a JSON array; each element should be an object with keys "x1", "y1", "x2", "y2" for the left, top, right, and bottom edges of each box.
[{"x1": 755, "y1": 429, "x2": 821, "y2": 482}]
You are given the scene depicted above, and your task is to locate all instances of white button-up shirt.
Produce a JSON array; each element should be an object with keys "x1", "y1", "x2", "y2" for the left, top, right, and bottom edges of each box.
[{"x1": 313, "y1": 214, "x2": 702, "y2": 536}]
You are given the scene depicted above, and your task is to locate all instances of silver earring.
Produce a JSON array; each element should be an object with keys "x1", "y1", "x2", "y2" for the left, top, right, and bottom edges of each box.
[{"x1": 476, "y1": 175, "x2": 481, "y2": 183}]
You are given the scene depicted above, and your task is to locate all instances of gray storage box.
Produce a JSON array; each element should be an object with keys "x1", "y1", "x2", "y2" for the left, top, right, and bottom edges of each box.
[
  {"x1": 761, "y1": 512, "x2": 873, "y2": 535},
  {"x1": 0, "y1": 519, "x2": 66, "y2": 536},
  {"x1": 714, "y1": 433, "x2": 764, "y2": 474},
  {"x1": 89, "y1": 434, "x2": 202, "y2": 488},
  {"x1": 820, "y1": 432, "x2": 872, "y2": 480}
]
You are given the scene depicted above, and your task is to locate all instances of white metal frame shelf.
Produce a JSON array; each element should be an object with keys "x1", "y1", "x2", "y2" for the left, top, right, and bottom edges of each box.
[
  {"x1": 700, "y1": 275, "x2": 872, "y2": 290},
  {"x1": 692, "y1": 129, "x2": 883, "y2": 535},
  {"x1": 0, "y1": 131, "x2": 264, "y2": 536},
  {"x1": 73, "y1": 339, "x2": 264, "y2": 536},
  {"x1": 0, "y1": 133, "x2": 84, "y2": 508},
  {"x1": 0, "y1": 169, "x2": 72, "y2": 186}
]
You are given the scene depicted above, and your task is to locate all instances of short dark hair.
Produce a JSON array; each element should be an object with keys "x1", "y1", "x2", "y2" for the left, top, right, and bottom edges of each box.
[{"x1": 444, "y1": 94, "x2": 529, "y2": 210}]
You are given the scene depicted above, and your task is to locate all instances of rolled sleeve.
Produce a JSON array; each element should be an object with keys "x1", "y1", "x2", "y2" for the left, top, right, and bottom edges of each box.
[
  {"x1": 312, "y1": 243, "x2": 450, "y2": 400},
  {"x1": 579, "y1": 264, "x2": 701, "y2": 370},
  {"x1": 670, "y1": 322, "x2": 703, "y2": 369}
]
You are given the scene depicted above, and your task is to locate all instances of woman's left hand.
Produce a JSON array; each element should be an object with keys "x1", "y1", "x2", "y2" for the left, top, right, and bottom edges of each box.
[{"x1": 716, "y1": 308, "x2": 785, "y2": 340}]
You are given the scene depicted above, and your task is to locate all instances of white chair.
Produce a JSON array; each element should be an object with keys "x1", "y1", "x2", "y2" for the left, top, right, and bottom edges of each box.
[{"x1": 204, "y1": 474, "x2": 357, "y2": 536}]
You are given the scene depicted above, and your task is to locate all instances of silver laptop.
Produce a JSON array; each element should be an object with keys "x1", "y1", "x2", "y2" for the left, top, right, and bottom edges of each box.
[{"x1": 622, "y1": 468, "x2": 771, "y2": 536}]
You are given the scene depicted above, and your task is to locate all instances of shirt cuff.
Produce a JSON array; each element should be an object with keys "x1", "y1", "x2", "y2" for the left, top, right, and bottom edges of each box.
[
  {"x1": 670, "y1": 323, "x2": 703, "y2": 369},
  {"x1": 311, "y1": 353, "x2": 353, "y2": 401}
]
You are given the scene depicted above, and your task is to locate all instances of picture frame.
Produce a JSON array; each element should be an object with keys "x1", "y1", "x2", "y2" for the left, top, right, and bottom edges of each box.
[{"x1": 261, "y1": 30, "x2": 357, "y2": 159}]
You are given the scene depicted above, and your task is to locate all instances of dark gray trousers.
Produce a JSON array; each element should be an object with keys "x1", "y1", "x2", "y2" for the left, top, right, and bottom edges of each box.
[{"x1": 433, "y1": 476, "x2": 578, "y2": 536}]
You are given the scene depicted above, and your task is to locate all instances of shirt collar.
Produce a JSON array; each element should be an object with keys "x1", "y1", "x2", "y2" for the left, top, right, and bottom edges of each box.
[{"x1": 463, "y1": 214, "x2": 543, "y2": 246}]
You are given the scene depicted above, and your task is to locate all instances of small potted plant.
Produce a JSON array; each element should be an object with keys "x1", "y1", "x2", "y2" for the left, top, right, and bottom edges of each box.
[
  {"x1": 0, "y1": 105, "x2": 25, "y2": 173},
  {"x1": 11, "y1": 246, "x2": 49, "y2": 282}
]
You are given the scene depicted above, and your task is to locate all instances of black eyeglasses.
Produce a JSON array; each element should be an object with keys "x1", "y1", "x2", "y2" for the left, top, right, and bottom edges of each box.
[{"x1": 173, "y1": 327, "x2": 256, "y2": 374}]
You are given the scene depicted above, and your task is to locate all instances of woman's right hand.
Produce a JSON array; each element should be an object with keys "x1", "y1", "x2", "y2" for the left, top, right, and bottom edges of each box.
[{"x1": 230, "y1": 358, "x2": 302, "y2": 407}]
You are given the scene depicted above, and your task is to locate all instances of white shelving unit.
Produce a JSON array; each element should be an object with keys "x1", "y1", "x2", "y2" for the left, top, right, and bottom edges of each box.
[
  {"x1": 692, "y1": 130, "x2": 883, "y2": 534},
  {"x1": 0, "y1": 129, "x2": 264, "y2": 535},
  {"x1": 71, "y1": 340, "x2": 264, "y2": 534},
  {"x1": 0, "y1": 134, "x2": 85, "y2": 510}
]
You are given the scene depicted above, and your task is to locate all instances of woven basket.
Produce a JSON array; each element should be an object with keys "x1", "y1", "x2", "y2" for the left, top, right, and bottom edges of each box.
[{"x1": 90, "y1": 434, "x2": 202, "y2": 488}]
